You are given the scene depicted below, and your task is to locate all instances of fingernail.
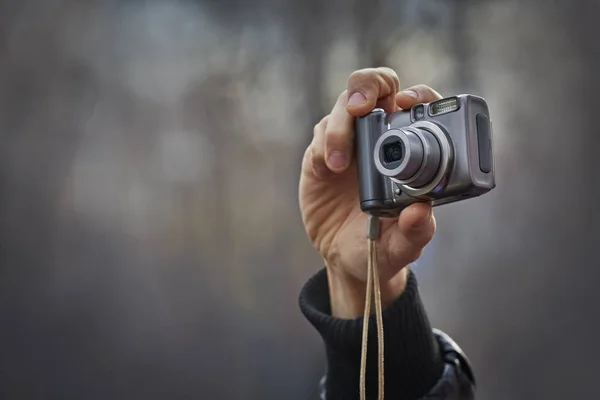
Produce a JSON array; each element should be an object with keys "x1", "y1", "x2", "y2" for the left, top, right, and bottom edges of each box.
[
  {"x1": 327, "y1": 151, "x2": 349, "y2": 171},
  {"x1": 412, "y1": 208, "x2": 432, "y2": 228},
  {"x1": 401, "y1": 90, "x2": 419, "y2": 99},
  {"x1": 348, "y1": 92, "x2": 367, "y2": 106}
]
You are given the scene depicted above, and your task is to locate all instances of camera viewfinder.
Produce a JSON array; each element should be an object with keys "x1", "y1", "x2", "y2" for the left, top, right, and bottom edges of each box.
[{"x1": 412, "y1": 104, "x2": 425, "y2": 121}]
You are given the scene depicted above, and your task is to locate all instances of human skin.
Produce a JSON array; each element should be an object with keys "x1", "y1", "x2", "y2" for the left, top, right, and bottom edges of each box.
[{"x1": 299, "y1": 68, "x2": 443, "y2": 319}]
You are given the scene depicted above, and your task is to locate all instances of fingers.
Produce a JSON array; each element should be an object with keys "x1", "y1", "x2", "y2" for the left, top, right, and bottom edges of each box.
[
  {"x1": 309, "y1": 115, "x2": 330, "y2": 179},
  {"x1": 318, "y1": 67, "x2": 401, "y2": 172},
  {"x1": 308, "y1": 92, "x2": 356, "y2": 177},
  {"x1": 387, "y1": 202, "x2": 436, "y2": 267},
  {"x1": 324, "y1": 91, "x2": 354, "y2": 172},
  {"x1": 308, "y1": 73, "x2": 444, "y2": 179},
  {"x1": 395, "y1": 84, "x2": 443, "y2": 110},
  {"x1": 346, "y1": 67, "x2": 400, "y2": 117},
  {"x1": 397, "y1": 202, "x2": 435, "y2": 240}
]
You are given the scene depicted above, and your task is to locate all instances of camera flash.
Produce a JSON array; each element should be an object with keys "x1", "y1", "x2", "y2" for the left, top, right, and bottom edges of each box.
[{"x1": 429, "y1": 97, "x2": 459, "y2": 116}]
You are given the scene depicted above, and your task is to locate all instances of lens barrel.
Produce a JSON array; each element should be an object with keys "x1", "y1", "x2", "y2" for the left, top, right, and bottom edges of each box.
[{"x1": 374, "y1": 127, "x2": 442, "y2": 188}]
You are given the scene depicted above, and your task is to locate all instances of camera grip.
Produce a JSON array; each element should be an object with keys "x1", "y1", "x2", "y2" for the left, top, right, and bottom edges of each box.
[{"x1": 355, "y1": 110, "x2": 388, "y2": 213}]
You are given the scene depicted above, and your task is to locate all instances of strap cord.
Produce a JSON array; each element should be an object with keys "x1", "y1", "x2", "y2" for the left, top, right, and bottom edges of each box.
[{"x1": 359, "y1": 215, "x2": 384, "y2": 400}]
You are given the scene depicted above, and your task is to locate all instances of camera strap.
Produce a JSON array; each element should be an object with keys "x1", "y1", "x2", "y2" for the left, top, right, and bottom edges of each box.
[{"x1": 360, "y1": 215, "x2": 384, "y2": 400}]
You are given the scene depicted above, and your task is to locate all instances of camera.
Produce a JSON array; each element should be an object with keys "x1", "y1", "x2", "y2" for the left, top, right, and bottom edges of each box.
[{"x1": 355, "y1": 94, "x2": 496, "y2": 218}]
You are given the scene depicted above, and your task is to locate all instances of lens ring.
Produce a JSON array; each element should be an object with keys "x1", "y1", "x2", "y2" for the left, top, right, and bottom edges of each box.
[
  {"x1": 373, "y1": 129, "x2": 423, "y2": 180},
  {"x1": 396, "y1": 121, "x2": 453, "y2": 197},
  {"x1": 392, "y1": 127, "x2": 441, "y2": 187},
  {"x1": 389, "y1": 127, "x2": 433, "y2": 186}
]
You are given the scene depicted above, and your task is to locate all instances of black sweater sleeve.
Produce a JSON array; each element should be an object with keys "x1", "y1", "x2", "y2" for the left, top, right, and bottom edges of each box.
[{"x1": 299, "y1": 268, "x2": 445, "y2": 400}]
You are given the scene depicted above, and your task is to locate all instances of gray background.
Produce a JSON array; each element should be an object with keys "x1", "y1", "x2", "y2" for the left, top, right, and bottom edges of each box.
[{"x1": 0, "y1": 0, "x2": 598, "y2": 399}]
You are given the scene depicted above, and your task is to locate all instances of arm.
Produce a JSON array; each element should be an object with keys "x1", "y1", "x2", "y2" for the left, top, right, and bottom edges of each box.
[
  {"x1": 299, "y1": 268, "x2": 476, "y2": 399},
  {"x1": 298, "y1": 68, "x2": 476, "y2": 399}
]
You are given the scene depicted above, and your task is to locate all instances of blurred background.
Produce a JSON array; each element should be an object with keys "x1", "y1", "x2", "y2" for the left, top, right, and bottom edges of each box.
[{"x1": 0, "y1": 0, "x2": 598, "y2": 399}]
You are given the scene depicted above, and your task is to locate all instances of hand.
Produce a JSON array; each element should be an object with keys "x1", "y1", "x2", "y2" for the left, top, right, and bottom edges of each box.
[{"x1": 299, "y1": 68, "x2": 442, "y2": 319}]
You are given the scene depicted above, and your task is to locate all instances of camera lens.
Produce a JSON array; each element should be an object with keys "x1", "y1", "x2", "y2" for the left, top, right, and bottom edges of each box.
[
  {"x1": 373, "y1": 127, "x2": 442, "y2": 187},
  {"x1": 383, "y1": 141, "x2": 404, "y2": 164}
]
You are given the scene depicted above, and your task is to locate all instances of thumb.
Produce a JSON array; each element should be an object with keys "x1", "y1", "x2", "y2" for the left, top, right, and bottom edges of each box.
[
  {"x1": 387, "y1": 203, "x2": 436, "y2": 267},
  {"x1": 395, "y1": 84, "x2": 443, "y2": 110}
]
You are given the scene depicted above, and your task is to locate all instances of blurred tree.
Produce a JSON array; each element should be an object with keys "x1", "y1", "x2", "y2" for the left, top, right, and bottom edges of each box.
[
  {"x1": 287, "y1": 0, "x2": 329, "y2": 125},
  {"x1": 452, "y1": 0, "x2": 473, "y2": 91}
]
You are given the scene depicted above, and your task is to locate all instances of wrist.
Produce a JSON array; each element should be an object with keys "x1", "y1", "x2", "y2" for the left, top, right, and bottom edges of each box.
[{"x1": 325, "y1": 263, "x2": 409, "y2": 319}]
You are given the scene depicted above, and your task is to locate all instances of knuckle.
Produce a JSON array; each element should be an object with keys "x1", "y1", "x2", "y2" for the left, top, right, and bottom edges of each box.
[
  {"x1": 349, "y1": 67, "x2": 399, "y2": 97},
  {"x1": 313, "y1": 115, "x2": 329, "y2": 136},
  {"x1": 325, "y1": 132, "x2": 347, "y2": 151},
  {"x1": 312, "y1": 124, "x2": 320, "y2": 138},
  {"x1": 303, "y1": 145, "x2": 320, "y2": 174},
  {"x1": 376, "y1": 67, "x2": 400, "y2": 86},
  {"x1": 348, "y1": 68, "x2": 376, "y2": 86},
  {"x1": 302, "y1": 145, "x2": 313, "y2": 164},
  {"x1": 325, "y1": 125, "x2": 345, "y2": 141},
  {"x1": 309, "y1": 137, "x2": 324, "y2": 160},
  {"x1": 309, "y1": 142, "x2": 324, "y2": 160},
  {"x1": 413, "y1": 84, "x2": 442, "y2": 99},
  {"x1": 413, "y1": 84, "x2": 432, "y2": 93}
]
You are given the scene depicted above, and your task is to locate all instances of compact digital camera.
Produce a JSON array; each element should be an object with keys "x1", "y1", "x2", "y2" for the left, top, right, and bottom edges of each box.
[{"x1": 355, "y1": 94, "x2": 496, "y2": 218}]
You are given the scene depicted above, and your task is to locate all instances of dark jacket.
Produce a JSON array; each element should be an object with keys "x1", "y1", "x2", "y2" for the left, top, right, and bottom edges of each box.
[{"x1": 299, "y1": 269, "x2": 475, "y2": 399}]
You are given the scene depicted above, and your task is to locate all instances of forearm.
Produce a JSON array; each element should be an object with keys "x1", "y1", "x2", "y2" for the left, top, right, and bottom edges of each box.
[
  {"x1": 326, "y1": 265, "x2": 409, "y2": 319},
  {"x1": 300, "y1": 268, "x2": 445, "y2": 399}
]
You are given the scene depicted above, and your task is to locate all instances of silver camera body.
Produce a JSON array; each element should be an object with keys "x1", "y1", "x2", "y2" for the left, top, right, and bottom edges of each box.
[{"x1": 355, "y1": 94, "x2": 496, "y2": 218}]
